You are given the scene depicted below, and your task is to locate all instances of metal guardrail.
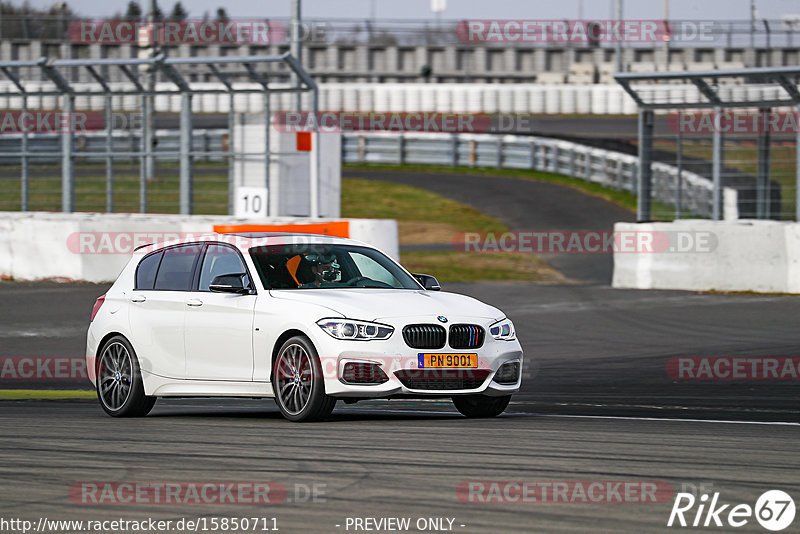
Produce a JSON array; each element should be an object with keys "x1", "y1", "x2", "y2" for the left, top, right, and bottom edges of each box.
[{"x1": 341, "y1": 132, "x2": 738, "y2": 220}]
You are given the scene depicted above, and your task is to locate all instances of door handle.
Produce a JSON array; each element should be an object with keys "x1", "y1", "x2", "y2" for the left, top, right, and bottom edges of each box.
[
  {"x1": 186, "y1": 298, "x2": 203, "y2": 307},
  {"x1": 130, "y1": 295, "x2": 146, "y2": 303}
]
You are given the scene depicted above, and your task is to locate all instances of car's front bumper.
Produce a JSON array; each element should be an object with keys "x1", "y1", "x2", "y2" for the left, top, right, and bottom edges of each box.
[{"x1": 310, "y1": 318, "x2": 524, "y2": 398}]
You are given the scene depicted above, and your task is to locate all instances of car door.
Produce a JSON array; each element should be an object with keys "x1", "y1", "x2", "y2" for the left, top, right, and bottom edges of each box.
[
  {"x1": 127, "y1": 244, "x2": 203, "y2": 379},
  {"x1": 184, "y1": 243, "x2": 256, "y2": 381}
]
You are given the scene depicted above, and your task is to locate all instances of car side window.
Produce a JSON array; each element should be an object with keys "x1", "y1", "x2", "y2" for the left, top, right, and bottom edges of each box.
[
  {"x1": 198, "y1": 244, "x2": 248, "y2": 291},
  {"x1": 153, "y1": 245, "x2": 202, "y2": 291},
  {"x1": 350, "y1": 252, "x2": 404, "y2": 288},
  {"x1": 135, "y1": 251, "x2": 163, "y2": 290}
]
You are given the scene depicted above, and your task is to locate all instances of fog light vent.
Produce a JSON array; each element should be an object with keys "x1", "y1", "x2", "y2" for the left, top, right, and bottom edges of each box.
[
  {"x1": 493, "y1": 361, "x2": 520, "y2": 385},
  {"x1": 341, "y1": 362, "x2": 389, "y2": 385}
]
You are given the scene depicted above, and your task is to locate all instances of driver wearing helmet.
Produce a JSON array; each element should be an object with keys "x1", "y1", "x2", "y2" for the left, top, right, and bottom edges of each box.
[{"x1": 286, "y1": 252, "x2": 340, "y2": 288}]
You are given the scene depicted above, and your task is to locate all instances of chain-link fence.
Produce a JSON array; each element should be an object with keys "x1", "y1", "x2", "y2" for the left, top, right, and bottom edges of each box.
[
  {"x1": 651, "y1": 124, "x2": 796, "y2": 221},
  {"x1": 0, "y1": 128, "x2": 229, "y2": 214},
  {"x1": 616, "y1": 68, "x2": 800, "y2": 222},
  {"x1": 0, "y1": 53, "x2": 320, "y2": 217}
]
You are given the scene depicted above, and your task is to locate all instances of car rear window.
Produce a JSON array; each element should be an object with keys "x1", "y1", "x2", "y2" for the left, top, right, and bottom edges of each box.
[
  {"x1": 153, "y1": 245, "x2": 202, "y2": 291},
  {"x1": 135, "y1": 251, "x2": 163, "y2": 290},
  {"x1": 198, "y1": 244, "x2": 248, "y2": 291}
]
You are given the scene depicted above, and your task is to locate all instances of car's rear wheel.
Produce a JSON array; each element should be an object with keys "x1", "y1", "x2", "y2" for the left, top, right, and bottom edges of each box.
[
  {"x1": 273, "y1": 336, "x2": 335, "y2": 422},
  {"x1": 96, "y1": 335, "x2": 156, "y2": 417},
  {"x1": 452, "y1": 394, "x2": 511, "y2": 418}
]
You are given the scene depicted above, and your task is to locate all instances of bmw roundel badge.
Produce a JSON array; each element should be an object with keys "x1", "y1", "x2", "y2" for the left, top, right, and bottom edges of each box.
[{"x1": 437, "y1": 316, "x2": 448, "y2": 323}]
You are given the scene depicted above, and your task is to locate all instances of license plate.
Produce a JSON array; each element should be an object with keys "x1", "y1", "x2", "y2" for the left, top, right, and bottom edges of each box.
[{"x1": 418, "y1": 353, "x2": 478, "y2": 368}]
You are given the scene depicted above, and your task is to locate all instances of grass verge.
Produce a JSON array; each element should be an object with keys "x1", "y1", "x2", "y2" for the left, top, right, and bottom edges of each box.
[
  {"x1": 341, "y1": 176, "x2": 507, "y2": 245},
  {"x1": 0, "y1": 389, "x2": 95, "y2": 400},
  {"x1": 345, "y1": 163, "x2": 688, "y2": 221},
  {"x1": 400, "y1": 251, "x2": 569, "y2": 284},
  {"x1": 345, "y1": 162, "x2": 639, "y2": 212},
  {"x1": 341, "y1": 177, "x2": 569, "y2": 283}
]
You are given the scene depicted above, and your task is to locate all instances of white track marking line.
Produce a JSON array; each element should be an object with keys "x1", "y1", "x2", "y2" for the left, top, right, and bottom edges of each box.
[
  {"x1": 530, "y1": 413, "x2": 800, "y2": 426},
  {"x1": 152, "y1": 403, "x2": 800, "y2": 425},
  {"x1": 337, "y1": 408, "x2": 800, "y2": 425}
]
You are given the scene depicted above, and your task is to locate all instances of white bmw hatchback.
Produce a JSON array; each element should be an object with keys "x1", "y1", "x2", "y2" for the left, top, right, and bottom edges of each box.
[{"x1": 86, "y1": 233, "x2": 523, "y2": 422}]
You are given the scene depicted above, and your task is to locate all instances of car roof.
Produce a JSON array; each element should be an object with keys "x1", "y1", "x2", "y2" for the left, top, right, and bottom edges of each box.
[{"x1": 134, "y1": 232, "x2": 365, "y2": 253}]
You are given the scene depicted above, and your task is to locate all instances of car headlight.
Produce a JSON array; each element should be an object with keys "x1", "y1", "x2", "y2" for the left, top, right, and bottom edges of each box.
[
  {"x1": 489, "y1": 318, "x2": 516, "y2": 341},
  {"x1": 317, "y1": 319, "x2": 394, "y2": 341}
]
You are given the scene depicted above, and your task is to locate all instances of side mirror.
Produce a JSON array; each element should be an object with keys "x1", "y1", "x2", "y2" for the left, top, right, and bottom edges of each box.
[
  {"x1": 413, "y1": 273, "x2": 441, "y2": 291},
  {"x1": 209, "y1": 273, "x2": 252, "y2": 294}
]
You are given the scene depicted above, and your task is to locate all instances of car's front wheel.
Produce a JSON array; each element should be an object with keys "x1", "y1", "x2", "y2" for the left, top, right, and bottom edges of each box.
[
  {"x1": 452, "y1": 394, "x2": 511, "y2": 418},
  {"x1": 273, "y1": 336, "x2": 336, "y2": 422},
  {"x1": 96, "y1": 335, "x2": 156, "y2": 417}
]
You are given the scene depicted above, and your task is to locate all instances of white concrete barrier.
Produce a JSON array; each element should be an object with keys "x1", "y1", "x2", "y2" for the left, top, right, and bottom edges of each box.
[
  {"x1": 612, "y1": 219, "x2": 800, "y2": 293},
  {"x1": 0, "y1": 212, "x2": 399, "y2": 283}
]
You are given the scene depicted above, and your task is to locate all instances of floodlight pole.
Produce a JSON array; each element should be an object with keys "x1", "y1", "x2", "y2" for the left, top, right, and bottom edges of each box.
[
  {"x1": 796, "y1": 104, "x2": 800, "y2": 222},
  {"x1": 140, "y1": 93, "x2": 150, "y2": 212},
  {"x1": 756, "y1": 107, "x2": 771, "y2": 219},
  {"x1": 637, "y1": 109, "x2": 653, "y2": 221},
  {"x1": 62, "y1": 93, "x2": 75, "y2": 212},
  {"x1": 291, "y1": 0, "x2": 302, "y2": 111},
  {"x1": 676, "y1": 113, "x2": 683, "y2": 219},
  {"x1": 145, "y1": 0, "x2": 157, "y2": 183},
  {"x1": 662, "y1": 0, "x2": 670, "y2": 70},
  {"x1": 711, "y1": 106, "x2": 723, "y2": 220},
  {"x1": 179, "y1": 91, "x2": 193, "y2": 214},
  {"x1": 615, "y1": 0, "x2": 624, "y2": 72},
  {"x1": 21, "y1": 93, "x2": 28, "y2": 211}
]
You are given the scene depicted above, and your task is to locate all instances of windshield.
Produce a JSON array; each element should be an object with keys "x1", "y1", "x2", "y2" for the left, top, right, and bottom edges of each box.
[{"x1": 249, "y1": 244, "x2": 422, "y2": 290}]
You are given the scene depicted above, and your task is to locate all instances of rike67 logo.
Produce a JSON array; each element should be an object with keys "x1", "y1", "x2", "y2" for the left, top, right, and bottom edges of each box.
[{"x1": 668, "y1": 490, "x2": 795, "y2": 531}]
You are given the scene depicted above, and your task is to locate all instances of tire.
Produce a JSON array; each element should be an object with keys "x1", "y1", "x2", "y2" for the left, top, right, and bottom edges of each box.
[
  {"x1": 452, "y1": 394, "x2": 511, "y2": 418},
  {"x1": 273, "y1": 335, "x2": 336, "y2": 422},
  {"x1": 96, "y1": 335, "x2": 156, "y2": 417}
]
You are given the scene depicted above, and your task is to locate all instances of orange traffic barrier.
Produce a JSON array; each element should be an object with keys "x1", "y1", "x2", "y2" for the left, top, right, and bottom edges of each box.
[{"x1": 212, "y1": 221, "x2": 350, "y2": 238}]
